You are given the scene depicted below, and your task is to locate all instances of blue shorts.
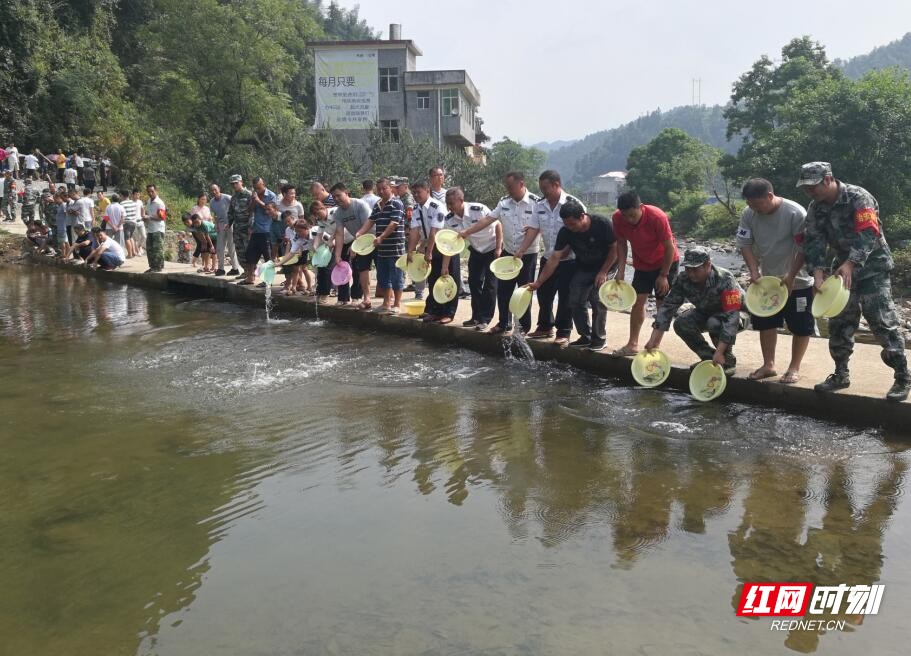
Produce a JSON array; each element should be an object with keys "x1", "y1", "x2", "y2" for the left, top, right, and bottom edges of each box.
[{"x1": 375, "y1": 256, "x2": 404, "y2": 290}]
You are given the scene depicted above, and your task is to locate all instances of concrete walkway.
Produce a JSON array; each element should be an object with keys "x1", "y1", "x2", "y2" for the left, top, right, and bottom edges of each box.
[{"x1": 12, "y1": 230, "x2": 910, "y2": 434}]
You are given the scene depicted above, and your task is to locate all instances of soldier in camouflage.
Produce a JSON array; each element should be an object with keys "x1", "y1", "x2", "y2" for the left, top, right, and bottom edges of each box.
[
  {"x1": 2, "y1": 171, "x2": 16, "y2": 223},
  {"x1": 797, "y1": 162, "x2": 910, "y2": 402},
  {"x1": 19, "y1": 178, "x2": 39, "y2": 225},
  {"x1": 644, "y1": 247, "x2": 745, "y2": 375},
  {"x1": 227, "y1": 174, "x2": 253, "y2": 280}
]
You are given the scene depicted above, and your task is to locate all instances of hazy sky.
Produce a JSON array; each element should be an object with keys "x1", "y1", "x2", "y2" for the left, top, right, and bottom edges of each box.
[{"x1": 347, "y1": 0, "x2": 910, "y2": 144}]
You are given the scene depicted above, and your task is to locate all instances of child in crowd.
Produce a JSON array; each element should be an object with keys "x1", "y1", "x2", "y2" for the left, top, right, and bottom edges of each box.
[
  {"x1": 276, "y1": 220, "x2": 312, "y2": 295},
  {"x1": 182, "y1": 214, "x2": 202, "y2": 268},
  {"x1": 177, "y1": 232, "x2": 191, "y2": 263},
  {"x1": 191, "y1": 212, "x2": 217, "y2": 273},
  {"x1": 279, "y1": 210, "x2": 298, "y2": 291},
  {"x1": 309, "y1": 200, "x2": 339, "y2": 305}
]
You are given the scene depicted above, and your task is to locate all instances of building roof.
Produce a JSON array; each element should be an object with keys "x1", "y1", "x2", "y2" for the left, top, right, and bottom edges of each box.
[
  {"x1": 307, "y1": 39, "x2": 423, "y2": 57},
  {"x1": 599, "y1": 171, "x2": 627, "y2": 178},
  {"x1": 404, "y1": 70, "x2": 480, "y2": 105}
]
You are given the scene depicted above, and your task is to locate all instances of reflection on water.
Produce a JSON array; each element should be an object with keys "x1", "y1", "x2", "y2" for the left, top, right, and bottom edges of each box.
[{"x1": 1, "y1": 267, "x2": 909, "y2": 656}]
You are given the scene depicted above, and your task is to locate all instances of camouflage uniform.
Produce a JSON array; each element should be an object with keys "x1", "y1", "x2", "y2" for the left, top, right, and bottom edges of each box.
[
  {"x1": 39, "y1": 191, "x2": 56, "y2": 242},
  {"x1": 39, "y1": 191, "x2": 55, "y2": 224},
  {"x1": 229, "y1": 185, "x2": 253, "y2": 268},
  {"x1": 2, "y1": 175, "x2": 16, "y2": 222},
  {"x1": 801, "y1": 165, "x2": 908, "y2": 384},
  {"x1": 654, "y1": 248, "x2": 745, "y2": 366},
  {"x1": 19, "y1": 181, "x2": 39, "y2": 225}
]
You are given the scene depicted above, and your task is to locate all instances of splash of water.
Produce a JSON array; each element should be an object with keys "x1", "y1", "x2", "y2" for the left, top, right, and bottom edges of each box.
[
  {"x1": 264, "y1": 285, "x2": 290, "y2": 325},
  {"x1": 502, "y1": 312, "x2": 535, "y2": 361}
]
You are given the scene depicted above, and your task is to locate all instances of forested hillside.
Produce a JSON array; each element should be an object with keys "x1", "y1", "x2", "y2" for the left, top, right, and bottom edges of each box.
[
  {"x1": 544, "y1": 105, "x2": 735, "y2": 185},
  {"x1": 0, "y1": 0, "x2": 376, "y2": 188},
  {"x1": 836, "y1": 32, "x2": 911, "y2": 79}
]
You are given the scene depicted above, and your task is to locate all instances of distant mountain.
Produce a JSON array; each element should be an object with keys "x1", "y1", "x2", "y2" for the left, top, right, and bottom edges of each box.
[
  {"x1": 835, "y1": 32, "x2": 911, "y2": 79},
  {"x1": 546, "y1": 105, "x2": 737, "y2": 185},
  {"x1": 528, "y1": 139, "x2": 579, "y2": 153},
  {"x1": 542, "y1": 34, "x2": 911, "y2": 187}
]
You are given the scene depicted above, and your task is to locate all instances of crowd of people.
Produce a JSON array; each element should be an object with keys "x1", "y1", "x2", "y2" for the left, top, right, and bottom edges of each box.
[
  {"x1": 1, "y1": 143, "x2": 113, "y2": 189},
  {"x1": 12, "y1": 156, "x2": 910, "y2": 402}
]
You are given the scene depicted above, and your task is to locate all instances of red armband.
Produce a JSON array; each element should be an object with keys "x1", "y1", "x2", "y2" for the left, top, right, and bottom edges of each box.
[
  {"x1": 854, "y1": 208, "x2": 880, "y2": 235},
  {"x1": 793, "y1": 232, "x2": 804, "y2": 245},
  {"x1": 721, "y1": 289, "x2": 741, "y2": 312}
]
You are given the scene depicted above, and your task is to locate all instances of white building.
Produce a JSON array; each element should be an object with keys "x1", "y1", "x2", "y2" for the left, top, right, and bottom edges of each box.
[{"x1": 586, "y1": 171, "x2": 627, "y2": 206}]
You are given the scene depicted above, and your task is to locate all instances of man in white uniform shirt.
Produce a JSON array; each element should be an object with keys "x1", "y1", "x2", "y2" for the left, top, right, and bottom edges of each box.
[
  {"x1": 409, "y1": 181, "x2": 457, "y2": 323},
  {"x1": 459, "y1": 171, "x2": 540, "y2": 335},
  {"x1": 514, "y1": 170, "x2": 585, "y2": 346},
  {"x1": 443, "y1": 187, "x2": 501, "y2": 331}
]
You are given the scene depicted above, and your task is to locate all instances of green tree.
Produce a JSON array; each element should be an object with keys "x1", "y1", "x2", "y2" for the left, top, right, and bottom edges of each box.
[
  {"x1": 625, "y1": 128, "x2": 718, "y2": 209},
  {"x1": 723, "y1": 36, "x2": 842, "y2": 183},
  {"x1": 736, "y1": 68, "x2": 911, "y2": 220}
]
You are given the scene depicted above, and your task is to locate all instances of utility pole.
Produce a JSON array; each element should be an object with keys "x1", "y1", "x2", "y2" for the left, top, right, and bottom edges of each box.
[{"x1": 691, "y1": 78, "x2": 702, "y2": 106}]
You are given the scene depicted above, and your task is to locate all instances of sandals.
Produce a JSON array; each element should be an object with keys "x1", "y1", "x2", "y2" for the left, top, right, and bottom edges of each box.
[
  {"x1": 438, "y1": 317, "x2": 453, "y2": 325},
  {"x1": 780, "y1": 371, "x2": 801, "y2": 385},
  {"x1": 749, "y1": 368, "x2": 778, "y2": 381},
  {"x1": 488, "y1": 325, "x2": 511, "y2": 335},
  {"x1": 357, "y1": 301, "x2": 373, "y2": 311},
  {"x1": 611, "y1": 345, "x2": 639, "y2": 357}
]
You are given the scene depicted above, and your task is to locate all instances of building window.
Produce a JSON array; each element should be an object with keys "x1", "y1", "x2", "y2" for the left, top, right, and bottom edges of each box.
[
  {"x1": 380, "y1": 120, "x2": 400, "y2": 142},
  {"x1": 440, "y1": 89, "x2": 459, "y2": 117},
  {"x1": 379, "y1": 67, "x2": 399, "y2": 92},
  {"x1": 416, "y1": 91, "x2": 430, "y2": 110}
]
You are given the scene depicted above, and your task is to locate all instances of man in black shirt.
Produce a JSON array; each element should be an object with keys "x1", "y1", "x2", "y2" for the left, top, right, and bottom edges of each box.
[
  {"x1": 527, "y1": 201, "x2": 618, "y2": 350},
  {"x1": 71, "y1": 224, "x2": 96, "y2": 262}
]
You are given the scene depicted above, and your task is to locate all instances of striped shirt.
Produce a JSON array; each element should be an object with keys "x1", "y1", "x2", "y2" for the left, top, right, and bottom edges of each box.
[
  {"x1": 370, "y1": 197, "x2": 406, "y2": 258},
  {"x1": 121, "y1": 199, "x2": 141, "y2": 224}
]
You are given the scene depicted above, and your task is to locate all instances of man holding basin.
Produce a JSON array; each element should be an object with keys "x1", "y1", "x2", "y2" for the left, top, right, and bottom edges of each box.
[{"x1": 797, "y1": 161, "x2": 910, "y2": 402}]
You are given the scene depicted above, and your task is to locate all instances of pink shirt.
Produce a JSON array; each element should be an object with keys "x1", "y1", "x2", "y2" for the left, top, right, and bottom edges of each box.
[{"x1": 190, "y1": 205, "x2": 212, "y2": 221}]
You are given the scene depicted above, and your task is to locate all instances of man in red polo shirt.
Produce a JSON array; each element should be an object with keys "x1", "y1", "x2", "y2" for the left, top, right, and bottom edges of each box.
[{"x1": 611, "y1": 191, "x2": 680, "y2": 356}]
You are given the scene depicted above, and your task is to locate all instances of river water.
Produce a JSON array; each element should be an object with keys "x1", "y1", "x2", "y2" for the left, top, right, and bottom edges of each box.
[{"x1": 1, "y1": 267, "x2": 910, "y2": 655}]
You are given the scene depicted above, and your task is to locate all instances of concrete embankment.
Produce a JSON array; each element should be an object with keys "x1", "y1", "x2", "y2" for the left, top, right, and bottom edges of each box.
[{"x1": 8, "y1": 245, "x2": 910, "y2": 436}]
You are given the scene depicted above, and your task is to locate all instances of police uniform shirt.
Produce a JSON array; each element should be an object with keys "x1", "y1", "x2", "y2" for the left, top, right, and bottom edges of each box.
[
  {"x1": 488, "y1": 190, "x2": 540, "y2": 255},
  {"x1": 289, "y1": 233, "x2": 312, "y2": 254},
  {"x1": 412, "y1": 198, "x2": 446, "y2": 243},
  {"x1": 532, "y1": 190, "x2": 586, "y2": 260},
  {"x1": 313, "y1": 206, "x2": 338, "y2": 249},
  {"x1": 447, "y1": 203, "x2": 496, "y2": 254}
]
